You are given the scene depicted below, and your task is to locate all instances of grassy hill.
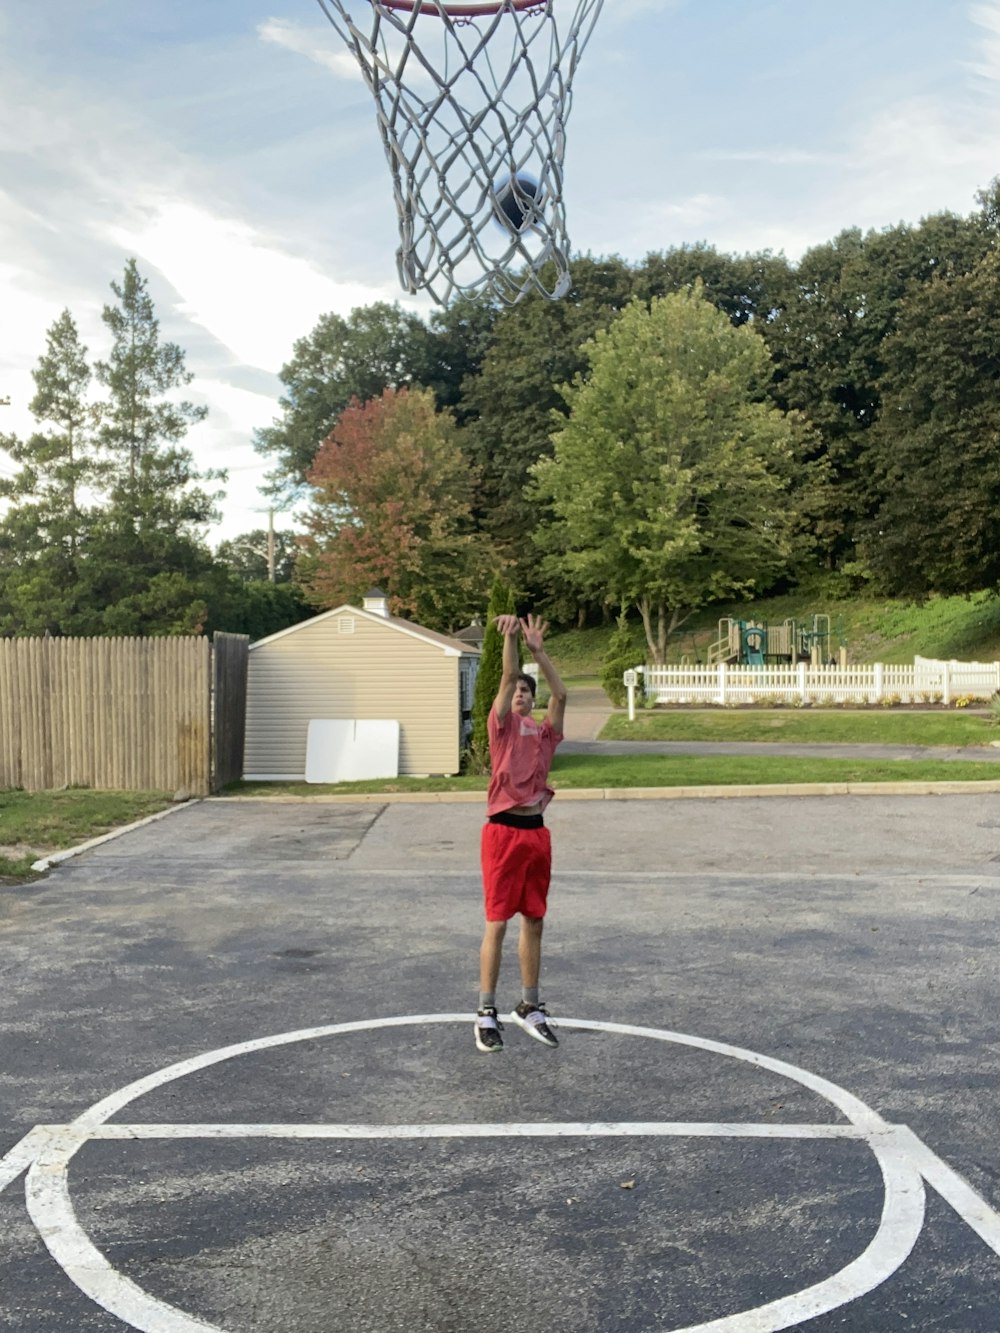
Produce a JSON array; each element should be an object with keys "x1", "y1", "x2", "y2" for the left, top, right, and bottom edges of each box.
[{"x1": 544, "y1": 587, "x2": 1000, "y2": 679}]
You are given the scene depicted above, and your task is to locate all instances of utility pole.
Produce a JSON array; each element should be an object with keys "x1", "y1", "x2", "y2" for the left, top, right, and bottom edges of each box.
[{"x1": 267, "y1": 507, "x2": 275, "y2": 583}]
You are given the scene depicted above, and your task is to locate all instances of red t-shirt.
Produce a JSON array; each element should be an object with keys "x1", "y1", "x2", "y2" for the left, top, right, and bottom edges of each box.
[{"x1": 486, "y1": 706, "x2": 563, "y2": 816}]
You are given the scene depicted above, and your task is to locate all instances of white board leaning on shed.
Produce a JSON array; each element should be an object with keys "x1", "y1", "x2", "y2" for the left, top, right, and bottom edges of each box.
[{"x1": 305, "y1": 720, "x2": 400, "y2": 783}]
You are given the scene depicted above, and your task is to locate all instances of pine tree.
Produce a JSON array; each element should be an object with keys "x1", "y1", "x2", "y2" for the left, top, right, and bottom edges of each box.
[
  {"x1": 84, "y1": 258, "x2": 224, "y2": 633},
  {"x1": 0, "y1": 310, "x2": 100, "y2": 633},
  {"x1": 95, "y1": 258, "x2": 209, "y2": 497},
  {"x1": 469, "y1": 574, "x2": 519, "y2": 770}
]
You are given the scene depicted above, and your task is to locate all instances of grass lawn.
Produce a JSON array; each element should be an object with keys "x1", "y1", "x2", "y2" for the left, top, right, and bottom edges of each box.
[
  {"x1": 600, "y1": 709, "x2": 999, "y2": 746},
  {"x1": 543, "y1": 585, "x2": 1000, "y2": 675},
  {"x1": 0, "y1": 788, "x2": 173, "y2": 882},
  {"x1": 232, "y1": 750, "x2": 1000, "y2": 800}
]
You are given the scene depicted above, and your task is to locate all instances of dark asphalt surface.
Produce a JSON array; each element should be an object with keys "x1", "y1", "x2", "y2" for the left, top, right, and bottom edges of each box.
[{"x1": 1, "y1": 794, "x2": 998, "y2": 1331}]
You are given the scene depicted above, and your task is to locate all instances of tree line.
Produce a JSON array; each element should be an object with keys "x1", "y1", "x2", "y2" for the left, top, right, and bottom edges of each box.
[
  {"x1": 0, "y1": 260, "x2": 311, "y2": 640},
  {"x1": 5, "y1": 179, "x2": 1000, "y2": 653}
]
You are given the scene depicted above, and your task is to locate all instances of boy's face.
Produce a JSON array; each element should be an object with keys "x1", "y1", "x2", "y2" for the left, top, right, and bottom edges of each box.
[{"x1": 512, "y1": 679, "x2": 535, "y2": 716}]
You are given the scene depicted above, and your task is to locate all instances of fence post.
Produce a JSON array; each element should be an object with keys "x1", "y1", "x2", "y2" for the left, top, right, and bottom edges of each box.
[
  {"x1": 717, "y1": 662, "x2": 727, "y2": 706},
  {"x1": 797, "y1": 661, "x2": 806, "y2": 704},
  {"x1": 942, "y1": 663, "x2": 951, "y2": 706},
  {"x1": 874, "y1": 662, "x2": 883, "y2": 704}
]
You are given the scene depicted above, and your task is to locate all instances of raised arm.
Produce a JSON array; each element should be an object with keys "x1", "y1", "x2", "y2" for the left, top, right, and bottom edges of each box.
[
  {"x1": 491, "y1": 613, "x2": 523, "y2": 721},
  {"x1": 520, "y1": 614, "x2": 567, "y2": 734}
]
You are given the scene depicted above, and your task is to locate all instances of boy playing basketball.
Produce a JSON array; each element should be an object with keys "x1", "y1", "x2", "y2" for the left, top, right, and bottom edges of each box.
[{"x1": 474, "y1": 612, "x2": 567, "y2": 1053}]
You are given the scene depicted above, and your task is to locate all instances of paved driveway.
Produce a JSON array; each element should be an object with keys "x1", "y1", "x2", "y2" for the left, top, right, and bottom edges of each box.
[{"x1": 1, "y1": 793, "x2": 998, "y2": 1331}]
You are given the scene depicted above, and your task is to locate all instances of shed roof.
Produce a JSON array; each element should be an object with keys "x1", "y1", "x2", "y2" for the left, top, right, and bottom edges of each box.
[{"x1": 250, "y1": 605, "x2": 480, "y2": 657}]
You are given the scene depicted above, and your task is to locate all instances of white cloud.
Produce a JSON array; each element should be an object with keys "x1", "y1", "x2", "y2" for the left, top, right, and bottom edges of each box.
[
  {"x1": 969, "y1": 2, "x2": 1000, "y2": 80},
  {"x1": 699, "y1": 148, "x2": 846, "y2": 168},
  {"x1": 258, "y1": 13, "x2": 436, "y2": 90},
  {"x1": 257, "y1": 17, "x2": 360, "y2": 80},
  {"x1": 105, "y1": 198, "x2": 398, "y2": 373}
]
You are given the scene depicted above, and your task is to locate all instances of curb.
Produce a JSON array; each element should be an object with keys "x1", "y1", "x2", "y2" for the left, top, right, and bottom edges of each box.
[
  {"x1": 27, "y1": 781, "x2": 1000, "y2": 876},
  {"x1": 215, "y1": 780, "x2": 1000, "y2": 806},
  {"x1": 29, "y1": 801, "x2": 200, "y2": 872}
]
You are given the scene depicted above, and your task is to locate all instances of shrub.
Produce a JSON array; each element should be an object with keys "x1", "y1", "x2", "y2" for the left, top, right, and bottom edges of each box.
[
  {"x1": 468, "y1": 574, "x2": 518, "y2": 772},
  {"x1": 601, "y1": 613, "x2": 645, "y2": 707}
]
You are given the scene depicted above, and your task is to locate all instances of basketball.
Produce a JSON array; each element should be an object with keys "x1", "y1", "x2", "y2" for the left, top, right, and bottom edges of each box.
[{"x1": 494, "y1": 172, "x2": 542, "y2": 231}]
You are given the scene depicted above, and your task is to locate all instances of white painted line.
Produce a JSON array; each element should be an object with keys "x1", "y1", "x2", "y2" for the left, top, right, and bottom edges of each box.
[
  {"x1": 13, "y1": 1016, "x2": 983, "y2": 1333},
  {"x1": 30, "y1": 802, "x2": 198, "y2": 872},
  {"x1": 0, "y1": 1126, "x2": 64, "y2": 1195},
  {"x1": 303, "y1": 868, "x2": 1000, "y2": 891},
  {"x1": 23, "y1": 1107, "x2": 925, "y2": 1333},
  {"x1": 891, "y1": 1124, "x2": 1000, "y2": 1258},
  {"x1": 66, "y1": 1016, "x2": 890, "y2": 1133},
  {"x1": 68, "y1": 1120, "x2": 874, "y2": 1142},
  {"x1": 674, "y1": 1136, "x2": 925, "y2": 1332},
  {"x1": 26, "y1": 1148, "x2": 220, "y2": 1333}
]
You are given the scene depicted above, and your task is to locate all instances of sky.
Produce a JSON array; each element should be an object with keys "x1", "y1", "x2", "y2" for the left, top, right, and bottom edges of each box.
[{"x1": 2, "y1": 0, "x2": 999, "y2": 545}]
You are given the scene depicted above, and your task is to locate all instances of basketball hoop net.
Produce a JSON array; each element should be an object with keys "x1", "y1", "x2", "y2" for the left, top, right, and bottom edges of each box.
[{"x1": 315, "y1": 0, "x2": 605, "y2": 305}]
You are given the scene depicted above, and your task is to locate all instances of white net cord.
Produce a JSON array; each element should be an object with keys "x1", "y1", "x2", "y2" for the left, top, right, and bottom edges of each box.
[{"x1": 315, "y1": 0, "x2": 605, "y2": 305}]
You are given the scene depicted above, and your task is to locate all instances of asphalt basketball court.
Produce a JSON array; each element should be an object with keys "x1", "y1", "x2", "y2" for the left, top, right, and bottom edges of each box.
[{"x1": 1, "y1": 791, "x2": 999, "y2": 1331}]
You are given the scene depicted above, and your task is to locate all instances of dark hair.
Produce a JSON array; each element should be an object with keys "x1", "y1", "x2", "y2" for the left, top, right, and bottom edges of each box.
[{"x1": 517, "y1": 671, "x2": 537, "y2": 698}]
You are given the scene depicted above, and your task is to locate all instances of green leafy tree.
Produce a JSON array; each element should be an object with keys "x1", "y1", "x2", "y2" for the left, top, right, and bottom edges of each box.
[
  {"x1": 469, "y1": 574, "x2": 519, "y2": 768},
  {"x1": 206, "y1": 575, "x2": 314, "y2": 640},
  {"x1": 299, "y1": 386, "x2": 489, "y2": 630},
  {"x1": 633, "y1": 243, "x2": 794, "y2": 328},
  {"x1": 419, "y1": 299, "x2": 501, "y2": 421},
  {"x1": 762, "y1": 212, "x2": 993, "y2": 566},
  {"x1": 860, "y1": 248, "x2": 1000, "y2": 596},
  {"x1": 216, "y1": 527, "x2": 299, "y2": 583},
  {"x1": 460, "y1": 250, "x2": 795, "y2": 604},
  {"x1": 253, "y1": 303, "x2": 435, "y2": 501},
  {"x1": 532, "y1": 286, "x2": 808, "y2": 663},
  {"x1": 460, "y1": 256, "x2": 635, "y2": 578}
]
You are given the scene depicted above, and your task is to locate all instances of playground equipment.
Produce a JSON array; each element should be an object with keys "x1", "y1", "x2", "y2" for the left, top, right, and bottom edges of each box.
[{"x1": 708, "y1": 615, "x2": 840, "y2": 667}]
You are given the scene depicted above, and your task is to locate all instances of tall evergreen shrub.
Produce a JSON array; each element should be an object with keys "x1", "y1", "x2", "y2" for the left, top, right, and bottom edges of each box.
[{"x1": 469, "y1": 575, "x2": 519, "y2": 770}]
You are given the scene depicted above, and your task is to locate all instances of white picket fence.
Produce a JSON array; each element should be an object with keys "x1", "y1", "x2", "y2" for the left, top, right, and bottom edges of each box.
[{"x1": 635, "y1": 656, "x2": 1000, "y2": 707}]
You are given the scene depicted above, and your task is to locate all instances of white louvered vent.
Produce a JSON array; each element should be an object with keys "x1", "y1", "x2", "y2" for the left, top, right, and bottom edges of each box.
[{"x1": 337, "y1": 616, "x2": 356, "y2": 634}]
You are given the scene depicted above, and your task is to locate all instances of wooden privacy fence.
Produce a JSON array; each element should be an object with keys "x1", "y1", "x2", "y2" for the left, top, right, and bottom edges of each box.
[
  {"x1": 213, "y1": 632, "x2": 249, "y2": 789},
  {"x1": 0, "y1": 634, "x2": 249, "y2": 794},
  {"x1": 639, "y1": 658, "x2": 1000, "y2": 707}
]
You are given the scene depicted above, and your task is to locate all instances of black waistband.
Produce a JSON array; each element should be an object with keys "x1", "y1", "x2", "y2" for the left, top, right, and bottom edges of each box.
[{"x1": 488, "y1": 811, "x2": 544, "y2": 830}]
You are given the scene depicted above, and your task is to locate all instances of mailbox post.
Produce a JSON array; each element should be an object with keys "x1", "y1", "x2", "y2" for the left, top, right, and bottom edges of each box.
[{"x1": 624, "y1": 668, "x2": 638, "y2": 722}]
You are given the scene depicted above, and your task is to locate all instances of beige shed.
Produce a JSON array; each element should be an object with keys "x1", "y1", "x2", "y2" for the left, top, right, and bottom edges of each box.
[{"x1": 243, "y1": 592, "x2": 480, "y2": 780}]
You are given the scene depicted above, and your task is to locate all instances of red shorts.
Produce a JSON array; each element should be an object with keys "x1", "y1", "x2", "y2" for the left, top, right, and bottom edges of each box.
[{"x1": 480, "y1": 821, "x2": 552, "y2": 922}]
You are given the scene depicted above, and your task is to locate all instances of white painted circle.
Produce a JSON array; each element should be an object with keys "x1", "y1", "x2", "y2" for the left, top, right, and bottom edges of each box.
[{"x1": 24, "y1": 1017, "x2": 927, "y2": 1333}]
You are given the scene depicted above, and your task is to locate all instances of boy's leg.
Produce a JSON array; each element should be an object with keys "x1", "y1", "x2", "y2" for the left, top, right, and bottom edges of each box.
[
  {"x1": 479, "y1": 919, "x2": 507, "y2": 997},
  {"x1": 517, "y1": 914, "x2": 543, "y2": 990},
  {"x1": 511, "y1": 914, "x2": 558, "y2": 1048},
  {"x1": 475, "y1": 919, "x2": 507, "y2": 1053}
]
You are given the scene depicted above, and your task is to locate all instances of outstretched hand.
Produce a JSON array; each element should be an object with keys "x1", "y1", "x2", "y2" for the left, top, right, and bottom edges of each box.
[
  {"x1": 519, "y1": 613, "x2": 548, "y2": 657},
  {"x1": 493, "y1": 613, "x2": 521, "y2": 637}
]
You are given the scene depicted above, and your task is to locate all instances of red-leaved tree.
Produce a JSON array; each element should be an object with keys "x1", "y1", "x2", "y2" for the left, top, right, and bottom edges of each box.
[{"x1": 299, "y1": 386, "x2": 489, "y2": 630}]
